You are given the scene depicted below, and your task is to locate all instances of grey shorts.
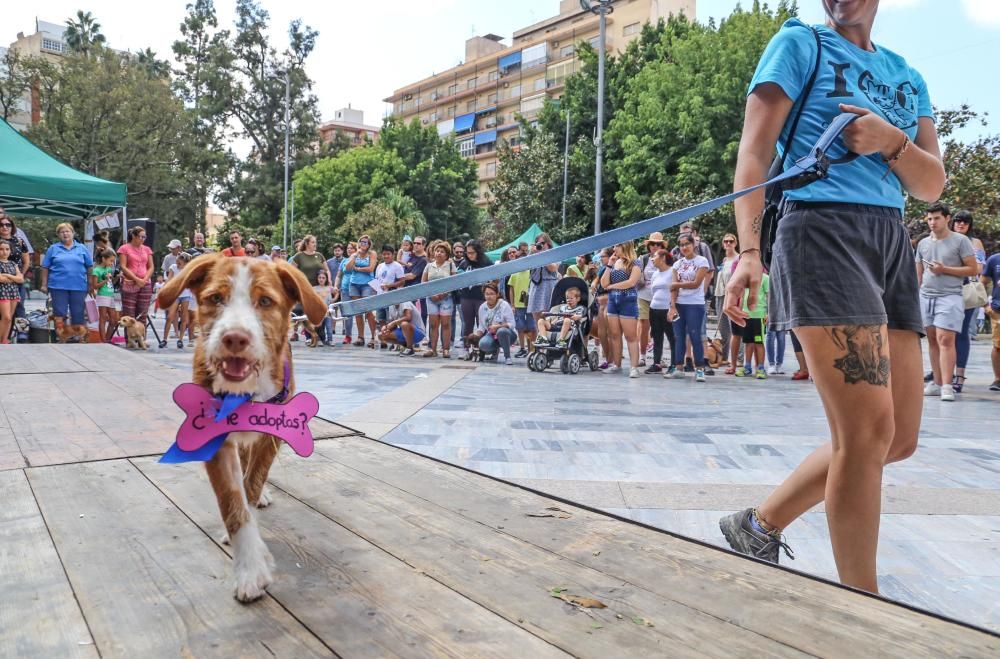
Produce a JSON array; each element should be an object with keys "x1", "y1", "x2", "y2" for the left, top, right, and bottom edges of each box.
[
  {"x1": 769, "y1": 201, "x2": 923, "y2": 336},
  {"x1": 919, "y1": 293, "x2": 964, "y2": 333}
]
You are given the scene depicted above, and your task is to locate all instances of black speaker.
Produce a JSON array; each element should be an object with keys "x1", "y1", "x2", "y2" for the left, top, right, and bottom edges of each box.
[{"x1": 126, "y1": 218, "x2": 157, "y2": 249}]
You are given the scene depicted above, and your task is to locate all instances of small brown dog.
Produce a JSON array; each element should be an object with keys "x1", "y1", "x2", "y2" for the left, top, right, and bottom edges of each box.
[
  {"x1": 705, "y1": 338, "x2": 726, "y2": 368},
  {"x1": 291, "y1": 315, "x2": 320, "y2": 347},
  {"x1": 51, "y1": 316, "x2": 89, "y2": 344},
  {"x1": 118, "y1": 316, "x2": 148, "y2": 350}
]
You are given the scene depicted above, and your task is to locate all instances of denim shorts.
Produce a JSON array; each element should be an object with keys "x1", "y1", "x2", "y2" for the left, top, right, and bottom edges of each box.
[
  {"x1": 394, "y1": 327, "x2": 425, "y2": 346},
  {"x1": 514, "y1": 308, "x2": 536, "y2": 331},
  {"x1": 770, "y1": 201, "x2": 922, "y2": 335},
  {"x1": 607, "y1": 290, "x2": 639, "y2": 318},
  {"x1": 425, "y1": 295, "x2": 454, "y2": 316},
  {"x1": 349, "y1": 283, "x2": 376, "y2": 298}
]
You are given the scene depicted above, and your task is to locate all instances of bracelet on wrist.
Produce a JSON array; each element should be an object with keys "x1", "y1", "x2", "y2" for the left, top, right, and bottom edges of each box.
[
  {"x1": 739, "y1": 248, "x2": 761, "y2": 257},
  {"x1": 881, "y1": 133, "x2": 910, "y2": 180}
]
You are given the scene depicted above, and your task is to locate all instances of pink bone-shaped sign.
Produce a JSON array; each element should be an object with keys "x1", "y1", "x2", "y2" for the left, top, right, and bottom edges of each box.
[{"x1": 172, "y1": 383, "x2": 318, "y2": 457}]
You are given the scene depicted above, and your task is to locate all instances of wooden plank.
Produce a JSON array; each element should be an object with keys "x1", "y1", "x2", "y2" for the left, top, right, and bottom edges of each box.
[
  {"x1": 26, "y1": 460, "x2": 331, "y2": 658},
  {"x1": 315, "y1": 439, "x2": 1000, "y2": 657},
  {"x1": 44, "y1": 372, "x2": 181, "y2": 457},
  {"x1": 0, "y1": 470, "x2": 97, "y2": 657},
  {"x1": 136, "y1": 458, "x2": 569, "y2": 659},
  {"x1": 0, "y1": 374, "x2": 124, "y2": 467},
  {"x1": 0, "y1": 344, "x2": 87, "y2": 375},
  {"x1": 49, "y1": 343, "x2": 152, "y2": 373},
  {"x1": 262, "y1": 450, "x2": 811, "y2": 657}
]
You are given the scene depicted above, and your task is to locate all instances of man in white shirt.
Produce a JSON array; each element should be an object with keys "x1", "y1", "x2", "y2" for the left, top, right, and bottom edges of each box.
[{"x1": 373, "y1": 244, "x2": 406, "y2": 345}]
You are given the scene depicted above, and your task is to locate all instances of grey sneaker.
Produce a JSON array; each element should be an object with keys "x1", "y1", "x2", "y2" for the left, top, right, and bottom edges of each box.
[{"x1": 719, "y1": 509, "x2": 794, "y2": 564}]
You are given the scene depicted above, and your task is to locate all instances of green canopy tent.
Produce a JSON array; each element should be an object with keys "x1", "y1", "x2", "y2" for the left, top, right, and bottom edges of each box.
[{"x1": 0, "y1": 118, "x2": 126, "y2": 221}]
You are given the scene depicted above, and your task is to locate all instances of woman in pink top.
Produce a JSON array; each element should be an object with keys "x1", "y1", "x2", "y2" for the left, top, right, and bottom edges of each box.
[{"x1": 117, "y1": 226, "x2": 155, "y2": 325}]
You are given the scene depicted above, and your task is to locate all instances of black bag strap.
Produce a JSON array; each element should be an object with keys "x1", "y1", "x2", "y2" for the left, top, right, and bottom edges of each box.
[{"x1": 767, "y1": 27, "x2": 824, "y2": 198}]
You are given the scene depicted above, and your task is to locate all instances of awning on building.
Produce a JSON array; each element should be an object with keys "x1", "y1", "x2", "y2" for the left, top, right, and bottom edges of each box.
[
  {"x1": 474, "y1": 130, "x2": 497, "y2": 146},
  {"x1": 475, "y1": 106, "x2": 497, "y2": 115},
  {"x1": 498, "y1": 51, "x2": 522, "y2": 70},
  {"x1": 453, "y1": 113, "x2": 475, "y2": 133}
]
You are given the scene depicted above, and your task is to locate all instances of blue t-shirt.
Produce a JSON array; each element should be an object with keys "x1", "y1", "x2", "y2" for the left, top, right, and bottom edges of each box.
[
  {"x1": 339, "y1": 259, "x2": 352, "y2": 291},
  {"x1": 347, "y1": 255, "x2": 375, "y2": 286},
  {"x1": 749, "y1": 18, "x2": 934, "y2": 210},
  {"x1": 42, "y1": 241, "x2": 93, "y2": 291},
  {"x1": 984, "y1": 253, "x2": 1000, "y2": 311}
]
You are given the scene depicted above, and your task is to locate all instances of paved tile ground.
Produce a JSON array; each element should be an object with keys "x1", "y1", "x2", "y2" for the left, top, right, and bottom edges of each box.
[{"x1": 146, "y1": 324, "x2": 1000, "y2": 632}]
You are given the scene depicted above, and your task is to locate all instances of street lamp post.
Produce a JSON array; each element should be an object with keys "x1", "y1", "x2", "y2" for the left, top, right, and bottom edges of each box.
[
  {"x1": 580, "y1": 0, "x2": 613, "y2": 236},
  {"x1": 281, "y1": 70, "x2": 290, "y2": 251}
]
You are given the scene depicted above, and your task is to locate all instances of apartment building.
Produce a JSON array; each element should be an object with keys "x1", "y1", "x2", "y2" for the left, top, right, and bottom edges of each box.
[
  {"x1": 3, "y1": 20, "x2": 70, "y2": 131},
  {"x1": 319, "y1": 106, "x2": 380, "y2": 147},
  {"x1": 384, "y1": 0, "x2": 695, "y2": 207}
]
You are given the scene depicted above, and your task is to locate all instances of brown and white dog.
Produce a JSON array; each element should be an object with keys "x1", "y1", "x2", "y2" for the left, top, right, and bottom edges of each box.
[
  {"x1": 118, "y1": 316, "x2": 148, "y2": 350},
  {"x1": 157, "y1": 254, "x2": 326, "y2": 602}
]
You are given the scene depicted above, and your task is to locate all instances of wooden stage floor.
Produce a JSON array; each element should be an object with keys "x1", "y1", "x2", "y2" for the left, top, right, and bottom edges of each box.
[{"x1": 1, "y1": 345, "x2": 997, "y2": 657}]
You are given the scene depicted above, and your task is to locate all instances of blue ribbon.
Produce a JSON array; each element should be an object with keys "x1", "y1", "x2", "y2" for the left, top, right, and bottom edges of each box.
[
  {"x1": 336, "y1": 113, "x2": 860, "y2": 318},
  {"x1": 159, "y1": 393, "x2": 252, "y2": 464}
]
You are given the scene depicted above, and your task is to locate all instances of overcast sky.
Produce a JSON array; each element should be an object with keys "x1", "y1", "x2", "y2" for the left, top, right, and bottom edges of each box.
[{"x1": 6, "y1": 0, "x2": 997, "y2": 141}]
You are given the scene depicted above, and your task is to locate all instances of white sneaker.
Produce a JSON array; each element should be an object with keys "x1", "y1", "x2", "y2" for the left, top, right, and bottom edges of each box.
[
  {"x1": 940, "y1": 384, "x2": 955, "y2": 402},
  {"x1": 767, "y1": 365, "x2": 777, "y2": 375},
  {"x1": 924, "y1": 382, "x2": 941, "y2": 396},
  {"x1": 629, "y1": 368, "x2": 640, "y2": 378},
  {"x1": 504, "y1": 358, "x2": 513, "y2": 365},
  {"x1": 603, "y1": 364, "x2": 620, "y2": 374},
  {"x1": 776, "y1": 363, "x2": 785, "y2": 374}
]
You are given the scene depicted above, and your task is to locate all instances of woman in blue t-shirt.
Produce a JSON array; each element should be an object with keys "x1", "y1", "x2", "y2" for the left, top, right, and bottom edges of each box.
[
  {"x1": 720, "y1": 3, "x2": 946, "y2": 594},
  {"x1": 345, "y1": 234, "x2": 378, "y2": 347},
  {"x1": 41, "y1": 223, "x2": 94, "y2": 337}
]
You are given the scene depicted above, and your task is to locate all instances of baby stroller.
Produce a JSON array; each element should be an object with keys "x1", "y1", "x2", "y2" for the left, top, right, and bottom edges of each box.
[{"x1": 527, "y1": 276, "x2": 600, "y2": 374}]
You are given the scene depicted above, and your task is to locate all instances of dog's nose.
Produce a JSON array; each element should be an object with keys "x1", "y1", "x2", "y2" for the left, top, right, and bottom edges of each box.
[{"x1": 222, "y1": 330, "x2": 251, "y2": 353}]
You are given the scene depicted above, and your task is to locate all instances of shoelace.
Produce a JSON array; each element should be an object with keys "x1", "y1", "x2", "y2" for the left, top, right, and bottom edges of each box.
[{"x1": 757, "y1": 533, "x2": 796, "y2": 561}]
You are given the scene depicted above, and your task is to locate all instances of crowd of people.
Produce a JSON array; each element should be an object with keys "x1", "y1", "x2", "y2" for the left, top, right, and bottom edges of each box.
[
  {"x1": 0, "y1": 207, "x2": 996, "y2": 394},
  {"x1": 0, "y1": 206, "x2": 997, "y2": 402}
]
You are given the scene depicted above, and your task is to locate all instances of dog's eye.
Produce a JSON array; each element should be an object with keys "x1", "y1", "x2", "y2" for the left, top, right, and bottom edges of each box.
[
  {"x1": 258, "y1": 296, "x2": 273, "y2": 308},
  {"x1": 209, "y1": 293, "x2": 224, "y2": 305}
]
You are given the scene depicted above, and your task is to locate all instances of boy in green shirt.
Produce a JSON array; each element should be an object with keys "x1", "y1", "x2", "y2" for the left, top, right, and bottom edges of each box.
[
  {"x1": 507, "y1": 269, "x2": 535, "y2": 357},
  {"x1": 738, "y1": 273, "x2": 769, "y2": 379}
]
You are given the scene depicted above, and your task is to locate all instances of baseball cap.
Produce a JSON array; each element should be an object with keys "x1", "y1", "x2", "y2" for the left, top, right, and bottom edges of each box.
[
  {"x1": 271, "y1": 245, "x2": 281, "y2": 252},
  {"x1": 167, "y1": 239, "x2": 182, "y2": 249}
]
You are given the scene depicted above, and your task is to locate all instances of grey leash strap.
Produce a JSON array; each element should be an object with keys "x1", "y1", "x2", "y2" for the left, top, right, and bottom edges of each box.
[{"x1": 337, "y1": 113, "x2": 860, "y2": 317}]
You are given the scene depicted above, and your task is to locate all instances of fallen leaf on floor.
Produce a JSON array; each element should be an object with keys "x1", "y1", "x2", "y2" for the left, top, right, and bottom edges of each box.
[
  {"x1": 549, "y1": 586, "x2": 567, "y2": 597},
  {"x1": 560, "y1": 594, "x2": 607, "y2": 609},
  {"x1": 592, "y1": 550, "x2": 601, "y2": 556},
  {"x1": 631, "y1": 616, "x2": 655, "y2": 627},
  {"x1": 526, "y1": 506, "x2": 572, "y2": 519}
]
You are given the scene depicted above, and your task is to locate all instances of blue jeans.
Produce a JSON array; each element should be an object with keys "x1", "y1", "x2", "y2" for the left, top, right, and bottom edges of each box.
[
  {"x1": 318, "y1": 317, "x2": 333, "y2": 342},
  {"x1": 672, "y1": 303, "x2": 705, "y2": 366},
  {"x1": 50, "y1": 288, "x2": 88, "y2": 325},
  {"x1": 956, "y1": 307, "x2": 976, "y2": 369},
  {"x1": 479, "y1": 327, "x2": 516, "y2": 359},
  {"x1": 766, "y1": 329, "x2": 786, "y2": 366}
]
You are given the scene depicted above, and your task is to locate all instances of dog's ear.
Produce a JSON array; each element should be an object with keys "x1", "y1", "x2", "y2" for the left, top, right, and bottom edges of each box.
[
  {"x1": 274, "y1": 259, "x2": 327, "y2": 325},
  {"x1": 158, "y1": 254, "x2": 221, "y2": 308}
]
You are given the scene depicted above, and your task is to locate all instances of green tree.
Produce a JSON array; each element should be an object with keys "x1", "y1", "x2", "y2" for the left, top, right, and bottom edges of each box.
[
  {"x1": 290, "y1": 145, "x2": 407, "y2": 239},
  {"x1": 606, "y1": 3, "x2": 794, "y2": 249},
  {"x1": 337, "y1": 194, "x2": 428, "y2": 252},
  {"x1": 134, "y1": 48, "x2": 170, "y2": 79},
  {"x1": 487, "y1": 130, "x2": 563, "y2": 242},
  {"x1": 377, "y1": 117, "x2": 478, "y2": 240},
  {"x1": 64, "y1": 10, "x2": 107, "y2": 56},
  {"x1": 25, "y1": 45, "x2": 210, "y2": 252},
  {"x1": 0, "y1": 48, "x2": 31, "y2": 121}
]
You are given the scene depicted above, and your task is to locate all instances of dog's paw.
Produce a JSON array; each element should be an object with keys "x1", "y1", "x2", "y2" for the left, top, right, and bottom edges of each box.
[
  {"x1": 255, "y1": 486, "x2": 272, "y2": 509},
  {"x1": 232, "y1": 526, "x2": 275, "y2": 603},
  {"x1": 219, "y1": 531, "x2": 231, "y2": 546}
]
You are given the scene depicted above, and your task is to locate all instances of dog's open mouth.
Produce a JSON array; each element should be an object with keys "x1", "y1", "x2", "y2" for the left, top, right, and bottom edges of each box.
[{"x1": 219, "y1": 357, "x2": 255, "y2": 382}]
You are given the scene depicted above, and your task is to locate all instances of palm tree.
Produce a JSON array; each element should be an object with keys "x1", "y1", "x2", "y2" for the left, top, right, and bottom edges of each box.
[
  {"x1": 64, "y1": 11, "x2": 107, "y2": 55},
  {"x1": 135, "y1": 48, "x2": 171, "y2": 79}
]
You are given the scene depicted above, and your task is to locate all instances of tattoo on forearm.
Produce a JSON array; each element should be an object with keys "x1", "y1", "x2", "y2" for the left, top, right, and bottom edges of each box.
[
  {"x1": 825, "y1": 325, "x2": 890, "y2": 387},
  {"x1": 751, "y1": 213, "x2": 762, "y2": 236}
]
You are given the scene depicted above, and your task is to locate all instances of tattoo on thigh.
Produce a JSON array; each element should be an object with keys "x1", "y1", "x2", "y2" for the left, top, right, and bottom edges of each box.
[{"x1": 825, "y1": 325, "x2": 890, "y2": 387}]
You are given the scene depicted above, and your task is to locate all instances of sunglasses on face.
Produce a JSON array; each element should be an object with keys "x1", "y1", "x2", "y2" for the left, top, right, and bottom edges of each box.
[
  {"x1": 953, "y1": 219, "x2": 970, "y2": 224},
  {"x1": 723, "y1": 239, "x2": 735, "y2": 244},
  {"x1": 647, "y1": 241, "x2": 663, "y2": 247},
  {"x1": 414, "y1": 241, "x2": 424, "y2": 245},
  {"x1": 0, "y1": 222, "x2": 11, "y2": 228}
]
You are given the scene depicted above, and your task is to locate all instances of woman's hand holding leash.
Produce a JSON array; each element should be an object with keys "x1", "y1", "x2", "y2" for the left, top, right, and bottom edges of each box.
[{"x1": 838, "y1": 104, "x2": 905, "y2": 158}]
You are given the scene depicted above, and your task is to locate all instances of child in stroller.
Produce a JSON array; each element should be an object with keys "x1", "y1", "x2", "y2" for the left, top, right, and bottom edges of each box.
[{"x1": 527, "y1": 277, "x2": 600, "y2": 374}]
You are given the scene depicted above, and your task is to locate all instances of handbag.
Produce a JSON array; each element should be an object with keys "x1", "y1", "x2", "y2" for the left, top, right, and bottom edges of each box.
[
  {"x1": 760, "y1": 27, "x2": 823, "y2": 270},
  {"x1": 963, "y1": 280, "x2": 988, "y2": 309}
]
